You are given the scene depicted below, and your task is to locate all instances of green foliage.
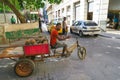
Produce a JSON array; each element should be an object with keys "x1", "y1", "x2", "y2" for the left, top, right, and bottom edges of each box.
[
  {"x1": 48, "y1": 0, "x2": 61, "y2": 4},
  {"x1": 18, "y1": 0, "x2": 62, "y2": 10},
  {"x1": 18, "y1": 0, "x2": 24, "y2": 10},
  {"x1": 10, "y1": 0, "x2": 20, "y2": 9},
  {"x1": 0, "y1": 0, "x2": 62, "y2": 12},
  {"x1": 0, "y1": 0, "x2": 62, "y2": 23},
  {"x1": 0, "y1": 0, "x2": 21, "y2": 12},
  {"x1": 0, "y1": 3, "x2": 11, "y2": 13}
]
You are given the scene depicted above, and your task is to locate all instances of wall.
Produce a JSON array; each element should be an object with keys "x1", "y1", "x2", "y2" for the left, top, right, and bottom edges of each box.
[
  {"x1": 5, "y1": 22, "x2": 38, "y2": 32},
  {"x1": 109, "y1": 0, "x2": 120, "y2": 10},
  {"x1": 53, "y1": 0, "x2": 80, "y2": 25},
  {"x1": 0, "y1": 13, "x2": 17, "y2": 23},
  {"x1": 0, "y1": 22, "x2": 39, "y2": 44},
  {"x1": 93, "y1": 0, "x2": 109, "y2": 31},
  {"x1": 79, "y1": 0, "x2": 87, "y2": 20},
  {"x1": 0, "y1": 25, "x2": 6, "y2": 44}
]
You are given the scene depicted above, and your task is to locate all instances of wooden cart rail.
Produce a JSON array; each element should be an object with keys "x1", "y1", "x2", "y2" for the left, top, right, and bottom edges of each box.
[
  {"x1": 0, "y1": 45, "x2": 24, "y2": 59},
  {"x1": 0, "y1": 54, "x2": 23, "y2": 59},
  {"x1": 0, "y1": 44, "x2": 24, "y2": 48}
]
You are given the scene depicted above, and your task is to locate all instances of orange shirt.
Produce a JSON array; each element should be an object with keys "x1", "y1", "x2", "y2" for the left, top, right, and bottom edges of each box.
[{"x1": 50, "y1": 29, "x2": 58, "y2": 46}]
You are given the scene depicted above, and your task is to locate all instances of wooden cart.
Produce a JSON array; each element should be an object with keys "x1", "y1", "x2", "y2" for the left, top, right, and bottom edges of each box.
[{"x1": 0, "y1": 38, "x2": 86, "y2": 77}]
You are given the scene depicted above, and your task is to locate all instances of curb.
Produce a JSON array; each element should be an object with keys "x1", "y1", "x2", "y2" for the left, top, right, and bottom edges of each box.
[
  {"x1": 99, "y1": 34, "x2": 120, "y2": 39},
  {"x1": 99, "y1": 34, "x2": 112, "y2": 38}
]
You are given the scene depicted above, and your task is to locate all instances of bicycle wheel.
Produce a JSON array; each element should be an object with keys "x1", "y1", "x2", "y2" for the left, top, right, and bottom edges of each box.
[{"x1": 77, "y1": 47, "x2": 86, "y2": 60}]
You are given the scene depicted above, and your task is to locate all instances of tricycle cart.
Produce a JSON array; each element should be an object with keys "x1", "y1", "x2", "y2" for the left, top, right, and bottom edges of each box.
[{"x1": 0, "y1": 37, "x2": 86, "y2": 77}]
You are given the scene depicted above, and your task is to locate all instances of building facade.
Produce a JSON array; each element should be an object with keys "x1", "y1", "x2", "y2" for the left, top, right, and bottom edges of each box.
[{"x1": 46, "y1": 0, "x2": 120, "y2": 31}]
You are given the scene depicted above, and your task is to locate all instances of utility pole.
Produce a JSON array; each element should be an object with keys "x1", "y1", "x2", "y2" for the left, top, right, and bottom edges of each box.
[{"x1": 3, "y1": 2, "x2": 7, "y2": 23}]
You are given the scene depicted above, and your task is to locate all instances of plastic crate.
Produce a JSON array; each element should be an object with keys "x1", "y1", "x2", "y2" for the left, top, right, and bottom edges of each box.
[{"x1": 23, "y1": 44, "x2": 50, "y2": 56}]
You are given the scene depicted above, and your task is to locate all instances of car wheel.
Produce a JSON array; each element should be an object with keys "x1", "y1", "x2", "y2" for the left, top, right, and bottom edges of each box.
[
  {"x1": 70, "y1": 28, "x2": 73, "y2": 33},
  {"x1": 79, "y1": 31, "x2": 83, "y2": 37}
]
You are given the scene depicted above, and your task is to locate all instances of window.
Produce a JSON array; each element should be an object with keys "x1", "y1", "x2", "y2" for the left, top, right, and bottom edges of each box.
[
  {"x1": 67, "y1": 6, "x2": 71, "y2": 12},
  {"x1": 56, "y1": 11, "x2": 57, "y2": 17},
  {"x1": 58, "y1": 10, "x2": 60, "y2": 17},
  {"x1": 84, "y1": 21, "x2": 98, "y2": 26},
  {"x1": 62, "y1": 8, "x2": 64, "y2": 13}
]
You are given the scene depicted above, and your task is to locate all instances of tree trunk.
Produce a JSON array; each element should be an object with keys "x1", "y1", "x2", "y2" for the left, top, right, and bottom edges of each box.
[{"x1": 0, "y1": 0, "x2": 26, "y2": 23}]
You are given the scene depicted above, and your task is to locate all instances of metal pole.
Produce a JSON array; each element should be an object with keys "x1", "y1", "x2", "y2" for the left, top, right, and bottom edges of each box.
[{"x1": 3, "y1": 2, "x2": 7, "y2": 23}]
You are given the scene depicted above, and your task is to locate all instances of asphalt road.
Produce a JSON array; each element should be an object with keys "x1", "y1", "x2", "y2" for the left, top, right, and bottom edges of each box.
[{"x1": 0, "y1": 33, "x2": 120, "y2": 80}]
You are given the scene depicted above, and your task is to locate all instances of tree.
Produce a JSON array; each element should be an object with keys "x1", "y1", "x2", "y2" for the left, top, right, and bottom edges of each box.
[{"x1": 0, "y1": 0, "x2": 62, "y2": 23}]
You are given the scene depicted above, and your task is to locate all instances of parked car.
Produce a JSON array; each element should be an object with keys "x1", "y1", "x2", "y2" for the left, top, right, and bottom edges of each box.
[
  {"x1": 47, "y1": 20, "x2": 62, "y2": 34},
  {"x1": 70, "y1": 20, "x2": 101, "y2": 37}
]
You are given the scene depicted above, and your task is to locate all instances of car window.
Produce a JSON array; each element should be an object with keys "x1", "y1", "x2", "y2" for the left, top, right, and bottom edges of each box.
[
  {"x1": 53, "y1": 21, "x2": 57, "y2": 25},
  {"x1": 84, "y1": 21, "x2": 98, "y2": 26},
  {"x1": 72, "y1": 22, "x2": 76, "y2": 26},
  {"x1": 78, "y1": 21, "x2": 81, "y2": 26},
  {"x1": 74, "y1": 21, "x2": 81, "y2": 26},
  {"x1": 49, "y1": 20, "x2": 57, "y2": 25}
]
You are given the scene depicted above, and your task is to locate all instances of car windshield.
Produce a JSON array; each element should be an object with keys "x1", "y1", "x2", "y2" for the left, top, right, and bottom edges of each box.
[
  {"x1": 51, "y1": 20, "x2": 62, "y2": 25},
  {"x1": 73, "y1": 21, "x2": 81, "y2": 26},
  {"x1": 84, "y1": 21, "x2": 98, "y2": 26}
]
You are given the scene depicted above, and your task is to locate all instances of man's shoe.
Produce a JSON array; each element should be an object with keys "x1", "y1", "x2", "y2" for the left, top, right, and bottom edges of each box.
[
  {"x1": 61, "y1": 54, "x2": 67, "y2": 57},
  {"x1": 61, "y1": 53, "x2": 70, "y2": 58},
  {"x1": 67, "y1": 50, "x2": 72, "y2": 54}
]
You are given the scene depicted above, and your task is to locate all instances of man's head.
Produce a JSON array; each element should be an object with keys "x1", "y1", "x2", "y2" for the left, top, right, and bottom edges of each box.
[
  {"x1": 56, "y1": 23, "x2": 61, "y2": 31},
  {"x1": 63, "y1": 17, "x2": 66, "y2": 21}
]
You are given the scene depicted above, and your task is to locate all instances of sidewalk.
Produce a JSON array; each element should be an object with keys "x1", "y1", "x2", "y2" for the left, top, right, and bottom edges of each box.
[{"x1": 100, "y1": 28, "x2": 120, "y2": 39}]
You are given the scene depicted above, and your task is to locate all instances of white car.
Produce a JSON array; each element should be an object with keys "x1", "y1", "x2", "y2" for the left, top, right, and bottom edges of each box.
[{"x1": 70, "y1": 20, "x2": 101, "y2": 37}]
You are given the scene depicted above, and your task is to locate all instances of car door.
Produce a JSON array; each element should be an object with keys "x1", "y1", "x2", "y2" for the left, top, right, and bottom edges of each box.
[
  {"x1": 75, "y1": 21, "x2": 82, "y2": 33},
  {"x1": 72, "y1": 21, "x2": 80, "y2": 33},
  {"x1": 71, "y1": 21, "x2": 77, "y2": 32}
]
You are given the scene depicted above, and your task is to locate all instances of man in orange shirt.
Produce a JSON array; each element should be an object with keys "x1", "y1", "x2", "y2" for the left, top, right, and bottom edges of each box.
[{"x1": 50, "y1": 23, "x2": 70, "y2": 57}]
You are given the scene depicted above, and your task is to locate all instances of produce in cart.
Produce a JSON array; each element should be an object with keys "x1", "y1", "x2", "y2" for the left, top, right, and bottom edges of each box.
[{"x1": 25, "y1": 36, "x2": 48, "y2": 45}]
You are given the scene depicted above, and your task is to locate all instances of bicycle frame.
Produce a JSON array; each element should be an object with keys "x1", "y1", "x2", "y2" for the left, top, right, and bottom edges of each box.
[{"x1": 52, "y1": 37, "x2": 80, "y2": 54}]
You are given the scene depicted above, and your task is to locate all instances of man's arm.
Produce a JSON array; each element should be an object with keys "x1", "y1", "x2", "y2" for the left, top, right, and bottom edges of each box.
[{"x1": 57, "y1": 35, "x2": 70, "y2": 40}]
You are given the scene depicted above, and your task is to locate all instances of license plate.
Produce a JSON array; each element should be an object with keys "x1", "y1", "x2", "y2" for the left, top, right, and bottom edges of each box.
[{"x1": 90, "y1": 27, "x2": 96, "y2": 29}]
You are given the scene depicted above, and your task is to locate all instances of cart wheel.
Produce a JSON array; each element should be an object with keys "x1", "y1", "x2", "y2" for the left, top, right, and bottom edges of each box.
[
  {"x1": 77, "y1": 47, "x2": 86, "y2": 60},
  {"x1": 14, "y1": 59, "x2": 35, "y2": 77}
]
